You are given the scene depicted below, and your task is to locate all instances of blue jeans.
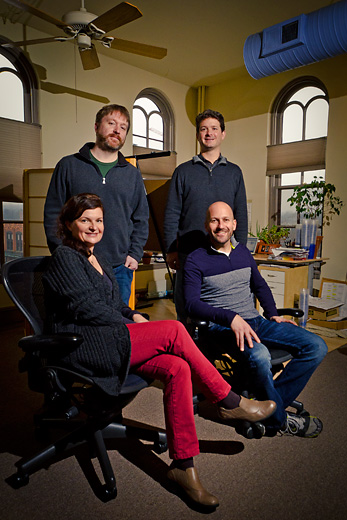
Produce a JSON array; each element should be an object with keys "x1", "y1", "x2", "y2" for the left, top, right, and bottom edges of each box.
[
  {"x1": 113, "y1": 264, "x2": 134, "y2": 305},
  {"x1": 208, "y1": 315, "x2": 328, "y2": 430}
]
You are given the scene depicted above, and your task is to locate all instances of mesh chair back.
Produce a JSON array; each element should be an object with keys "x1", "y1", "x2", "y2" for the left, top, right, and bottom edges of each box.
[{"x1": 1, "y1": 256, "x2": 51, "y2": 335}]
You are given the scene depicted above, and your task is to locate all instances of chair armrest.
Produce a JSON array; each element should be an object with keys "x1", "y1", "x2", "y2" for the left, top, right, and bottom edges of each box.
[
  {"x1": 187, "y1": 317, "x2": 209, "y2": 328},
  {"x1": 18, "y1": 333, "x2": 83, "y2": 354},
  {"x1": 277, "y1": 308, "x2": 304, "y2": 318},
  {"x1": 44, "y1": 365, "x2": 95, "y2": 387}
]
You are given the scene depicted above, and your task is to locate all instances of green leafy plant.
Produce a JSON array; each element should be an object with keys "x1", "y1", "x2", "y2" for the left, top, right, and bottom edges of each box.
[
  {"x1": 250, "y1": 224, "x2": 289, "y2": 244},
  {"x1": 287, "y1": 176, "x2": 344, "y2": 227}
]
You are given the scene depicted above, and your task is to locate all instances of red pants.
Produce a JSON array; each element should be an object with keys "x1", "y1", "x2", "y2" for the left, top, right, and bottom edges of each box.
[{"x1": 127, "y1": 320, "x2": 231, "y2": 459}]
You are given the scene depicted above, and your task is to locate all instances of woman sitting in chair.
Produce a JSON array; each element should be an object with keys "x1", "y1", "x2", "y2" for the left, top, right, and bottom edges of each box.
[{"x1": 43, "y1": 193, "x2": 276, "y2": 509}]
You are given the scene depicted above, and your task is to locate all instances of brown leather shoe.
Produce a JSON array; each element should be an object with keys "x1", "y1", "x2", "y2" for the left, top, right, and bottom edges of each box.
[
  {"x1": 218, "y1": 396, "x2": 276, "y2": 422},
  {"x1": 167, "y1": 467, "x2": 219, "y2": 507}
]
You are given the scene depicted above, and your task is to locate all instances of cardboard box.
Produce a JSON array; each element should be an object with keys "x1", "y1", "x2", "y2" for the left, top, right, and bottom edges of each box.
[
  {"x1": 308, "y1": 318, "x2": 347, "y2": 330},
  {"x1": 308, "y1": 305, "x2": 340, "y2": 321}
]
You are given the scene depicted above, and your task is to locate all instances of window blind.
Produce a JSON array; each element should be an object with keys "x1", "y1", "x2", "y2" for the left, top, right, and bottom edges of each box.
[
  {"x1": 266, "y1": 137, "x2": 326, "y2": 176},
  {"x1": 0, "y1": 117, "x2": 42, "y2": 200}
]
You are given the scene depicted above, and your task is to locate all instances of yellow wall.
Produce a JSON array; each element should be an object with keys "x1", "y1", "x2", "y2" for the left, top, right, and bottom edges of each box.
[{"x1": 202, "y1": 55, "x2": 347, "y2": 282}]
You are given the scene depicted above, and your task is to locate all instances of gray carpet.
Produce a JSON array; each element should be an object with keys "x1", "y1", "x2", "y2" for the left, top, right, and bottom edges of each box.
[{"x1": 1, "y1": 325, "x2": 347, "y2": 520}]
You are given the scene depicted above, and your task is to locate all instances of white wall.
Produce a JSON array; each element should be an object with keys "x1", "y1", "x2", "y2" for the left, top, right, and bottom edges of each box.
[{"x1": 0, "y1": 22, "x2": 196, "y2": 169}]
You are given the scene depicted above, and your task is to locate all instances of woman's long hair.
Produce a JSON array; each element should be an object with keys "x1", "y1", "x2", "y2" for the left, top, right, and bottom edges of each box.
[{"x1": 57, "y1": 193, "x2": 104, "y2": 257}]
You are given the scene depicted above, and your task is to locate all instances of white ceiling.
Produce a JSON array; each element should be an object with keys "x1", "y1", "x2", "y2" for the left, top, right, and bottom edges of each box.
[{"x1": 0, "y1": 0, "x2": 335, "y2": 86}]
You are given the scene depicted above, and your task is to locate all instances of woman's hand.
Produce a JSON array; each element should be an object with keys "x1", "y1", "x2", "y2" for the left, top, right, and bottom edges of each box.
[{"x1": 132, "y1": 313, "x2": 149, "y2": 323}]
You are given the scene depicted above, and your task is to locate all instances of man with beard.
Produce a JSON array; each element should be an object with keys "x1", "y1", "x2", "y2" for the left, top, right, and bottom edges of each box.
[
  {"x1": 183, "y1": 201, "x2": 327, "y2": 438},
  {"x1": 44, "y1": 104, "x2": 148, "y2": 304}
]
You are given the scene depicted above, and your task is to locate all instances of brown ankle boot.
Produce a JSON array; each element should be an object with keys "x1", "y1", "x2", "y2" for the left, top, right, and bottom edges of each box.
[
  {"x1": 167, "y1": 467, "x2": 219, "y2": 507},
  {"x1": 218, "y1": 396, "x2": 276, "y2": 422}
]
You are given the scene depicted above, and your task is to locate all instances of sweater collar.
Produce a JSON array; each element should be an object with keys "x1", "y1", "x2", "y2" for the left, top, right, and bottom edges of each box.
[
  {"x1": 209, "y1": 235, "x2": 239, "y2": 256},
  {"x1": 193, "y1": 154, "x2": 227, "y2": 168},
  {"x1": 79, "y1": 142, "x2": 128, "y2": 166}
]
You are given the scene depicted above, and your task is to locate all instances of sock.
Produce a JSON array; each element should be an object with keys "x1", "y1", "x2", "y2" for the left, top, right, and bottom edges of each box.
[
  {"x1": 171, "y1": 457, "x2": 194, "y2": 470},
  {"x1": 218, "y1": 390, "x2": 241, "y2": 409}
]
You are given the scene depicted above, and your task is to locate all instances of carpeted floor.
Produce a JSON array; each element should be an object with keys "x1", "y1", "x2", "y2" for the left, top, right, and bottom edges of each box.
[{"x1": 1, "y1": 323, "x2": 347, "y2": 520}]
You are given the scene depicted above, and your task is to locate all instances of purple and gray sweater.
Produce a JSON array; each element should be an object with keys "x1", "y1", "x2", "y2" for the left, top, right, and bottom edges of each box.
[{"x1": 184, "y1": 238, "x2": 278, "y2": 327}]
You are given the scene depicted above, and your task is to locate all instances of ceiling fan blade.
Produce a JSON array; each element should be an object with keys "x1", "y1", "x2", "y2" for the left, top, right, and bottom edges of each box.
[
  {"x1": 79, "y1": 45, "x2": 100, "y2": 70},
  {"x1": 40, "y1": 81, "x2": 110, "y2": 104},
  {"x1": 1, "y1": 37, "x2": 65, "y2": 48},
  {"x1": 91, "y1": 2, "x2": 142, "y2": 33},
  {"x1": 110, "y1": 38, "x2": 167, "y2": 59},
  {"x1": 3, "y1": 0, "x2": 69, "y2": 29}
]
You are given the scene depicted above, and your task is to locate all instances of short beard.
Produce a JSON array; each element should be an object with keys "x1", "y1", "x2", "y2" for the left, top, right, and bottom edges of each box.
[{"x1": 96, "y1": 132, "x2": 124, "y2": 153}]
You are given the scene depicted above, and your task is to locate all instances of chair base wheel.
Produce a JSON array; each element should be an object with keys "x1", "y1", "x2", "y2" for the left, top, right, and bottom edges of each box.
[
  {"x1": 236, "y1": 421, "x2": 265, "y2": 439},
  {"x1": 153, "y1": 441, "x2": 168, "y2": 454},
  {"x1": 99, "y1": 484, "x2": 117, "y2": 502},
  {"x1": 6, "y1": 472, "x2": 29, "y2": 489}
]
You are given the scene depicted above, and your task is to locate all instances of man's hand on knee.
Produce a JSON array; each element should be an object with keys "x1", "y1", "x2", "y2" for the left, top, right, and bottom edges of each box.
[
  {"x1": 230, "y1": 315, "x2": 260, "y2": 351},
  {"x1": 270, "y1": 315, "x2": 297, "y2": 326}
]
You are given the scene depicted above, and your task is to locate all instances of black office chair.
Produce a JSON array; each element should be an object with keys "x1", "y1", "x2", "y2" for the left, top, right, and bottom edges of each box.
[
  {"x1": 189, "y1": 307, "x2": 307, "y2": 439},
  {"x1": 1, "y1": 256, "x2": 168, "y2": 502}
]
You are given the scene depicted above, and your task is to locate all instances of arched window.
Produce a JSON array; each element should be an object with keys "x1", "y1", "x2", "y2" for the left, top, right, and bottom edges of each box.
[
  {"x1": 268, "y1": 77, "x2": 329, "y2": 229},
  {"x1": 0, "y1": 54, "x2": 24, "y2": 121},
  {"x1": 0, "y1": 38, "x2": 40, "y2": 265},
  {"x1": 132, "y1": 89, "x2": 174, "y2": 152},
  {"x1": 0, "y1": 36, "x2": 39, "y2": 123}
]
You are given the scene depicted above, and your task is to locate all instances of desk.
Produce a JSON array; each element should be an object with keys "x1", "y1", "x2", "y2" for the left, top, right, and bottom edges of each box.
[{"x1": 253, "y1": 255, "x2": 328, "y2": 295}]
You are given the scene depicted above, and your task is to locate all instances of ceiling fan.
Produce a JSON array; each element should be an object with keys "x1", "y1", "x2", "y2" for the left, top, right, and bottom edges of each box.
[{"x1": 1, "y1": 0, "x2": 167, "y2": 70}]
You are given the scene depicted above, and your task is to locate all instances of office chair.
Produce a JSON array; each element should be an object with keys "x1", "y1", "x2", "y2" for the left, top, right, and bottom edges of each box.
[
  {"x1": 189, "y1": 307, "x2": 307, "y2": 439},
  {"x1": 1, "y1": 256, "x2": 168, "y2": 502}
]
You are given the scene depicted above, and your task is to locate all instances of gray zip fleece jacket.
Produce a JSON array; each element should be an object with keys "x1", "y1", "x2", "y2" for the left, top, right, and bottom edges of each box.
[
  {"x1": 44, "y1": 143, "x2": 149, "y2": 266},
  {"x1": 163, "y1": 154, "x2": 248, "y2": 255}
]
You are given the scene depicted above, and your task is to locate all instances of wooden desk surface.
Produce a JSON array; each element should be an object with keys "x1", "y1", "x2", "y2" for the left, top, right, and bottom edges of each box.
[{"x1": 253, "y1": 255, "x2": 328, "y2": 267}]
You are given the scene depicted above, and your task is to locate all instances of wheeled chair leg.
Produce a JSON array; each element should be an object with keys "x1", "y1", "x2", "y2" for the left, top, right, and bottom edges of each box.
[
  {"x1": 102, "y1": 421, "x2": 168, "y2": 454},
  {"x1": 90, "y1": 429, "x2": 117, "y2": 501},
  {"x1": 6, "y1": 427, "x2": 88, "y2": 489}
]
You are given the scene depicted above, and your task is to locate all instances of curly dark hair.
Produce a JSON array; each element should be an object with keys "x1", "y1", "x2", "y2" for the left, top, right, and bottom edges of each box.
[
  {"x1": 195, "y1": 109, "x2": 225, "y2": 133},
  {"x1": 57, "y1": 193, "x2": 104, "y2": 257}
]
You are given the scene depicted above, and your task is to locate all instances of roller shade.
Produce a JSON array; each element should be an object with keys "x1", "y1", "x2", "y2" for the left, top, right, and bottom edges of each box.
[
  {"x1": 0, "y1": 117, "x2": 42, "y2": 199},
  {"x1": 266, "y1": 137, "x2": 326, "y2": 176}
]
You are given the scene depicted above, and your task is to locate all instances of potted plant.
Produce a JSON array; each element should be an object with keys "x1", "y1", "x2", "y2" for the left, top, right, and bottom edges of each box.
[
  {"x1": 250, "y1": 224, "x2": 289, "y2": 254},
  {"x1": 287, "y1": 176, "x2": 344, "y2": 227}
]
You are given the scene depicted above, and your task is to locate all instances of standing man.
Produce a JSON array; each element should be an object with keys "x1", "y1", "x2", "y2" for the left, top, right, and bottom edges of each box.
[
  {"x1": 164, "y1": 109, "x2": 248, "y2": 323},
  {"x1": 44, "y1": 104, "x2": 148, "y2": 305},
  {"x1": 184, "y1": 201, "x2": 327, "y2": 437}
]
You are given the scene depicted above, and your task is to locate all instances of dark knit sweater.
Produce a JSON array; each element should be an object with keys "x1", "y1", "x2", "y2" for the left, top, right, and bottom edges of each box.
[
  {"x1": 42, "y1": 246, "x2": 137, "y2": 396},
  {"x1": 184, "y1": 241, "x2": 278, "y2": 327},
  {"x1": 163, "y1": 154, "x2": 248, "y2": 254},
  {"x1": 44, "y1": 143, "x2": 149, "y2": 266}
]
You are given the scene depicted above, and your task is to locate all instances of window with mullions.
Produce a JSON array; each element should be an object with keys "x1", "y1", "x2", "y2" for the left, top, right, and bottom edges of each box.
[
  {"x1": 133, "y1": 97, "x2": 163, "y2": 150},
  {"x1": 0, "y1": 54, "x2": 24, "y2": 121},
  {"x1": 1, "y1": 201, "x2": 23, "y2": 263},
  {"x1": 0, "y1": 41, "x2": 39, "y2": 267},
  {"x1": 132, "y1": 89, "x2": 174, "y2": 152},
  {"x1": 269, "y1": 79, "x2": 329, "y2": 232}
]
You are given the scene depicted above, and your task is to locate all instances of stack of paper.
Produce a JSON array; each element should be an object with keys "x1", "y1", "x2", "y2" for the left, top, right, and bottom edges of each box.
[{"x1": 270, "y1": 247, "x2": 308, "y2": 261}]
